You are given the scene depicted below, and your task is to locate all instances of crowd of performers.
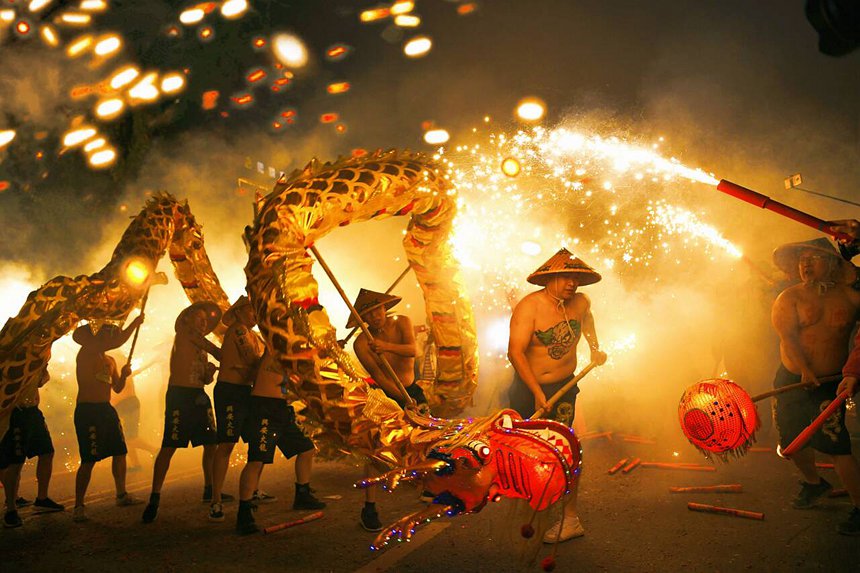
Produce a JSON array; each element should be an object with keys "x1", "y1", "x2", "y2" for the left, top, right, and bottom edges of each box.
[{"x1": 3, "y1": 222, "x2": 860, "y2": 541}]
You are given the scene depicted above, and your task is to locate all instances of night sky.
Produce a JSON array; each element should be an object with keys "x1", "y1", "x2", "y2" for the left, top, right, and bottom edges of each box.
[{"x1": 1, "y1": 0, "x2": 858, "y2": 274}]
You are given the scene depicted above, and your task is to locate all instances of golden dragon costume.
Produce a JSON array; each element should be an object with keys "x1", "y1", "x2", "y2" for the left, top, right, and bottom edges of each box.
[{"x1": 0, "y1": 150, "x2": 582, "y2": 549}]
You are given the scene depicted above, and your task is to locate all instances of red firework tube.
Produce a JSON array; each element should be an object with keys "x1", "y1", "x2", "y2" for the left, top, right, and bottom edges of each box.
[
  {"x1": 580, "y1": 431, "x2": 613, "y2": 441},
  {"x1": 815, "y1": 462, "x2": 835, "y2": 469},
  {"x1": 622, "y1": 458, "x2": 642, "y2": 473},
  {"x1": 780, "y1": 391, "x2": 850, "y2": 458},
  {"x1": 263, "y1": 511, "x2": 324, "y2": 534},
  {"x1": 641, "y1": 462, "x2": 716, "y2": 472},
  {"x1": 829, "y1": 489, "x2": 848, "y2": 498},
  {"x1": 669, "y1": 484, "x2": 743, "y2": 493},
  {"x1": 747, "y1": 447, "x2": 773, "y2": 453},
  {"x1": 622, "y1": 437, "x2": 656, "y2": 444},
  {"x1": 716, "y1": 180, "x2": 854, "y2": 243},
  {"x1": 687, "y1": 502, "x2": 764, "y2": 521},
  {"x1": 608, "y1": 458, "x2": 629, "y2": 475}
]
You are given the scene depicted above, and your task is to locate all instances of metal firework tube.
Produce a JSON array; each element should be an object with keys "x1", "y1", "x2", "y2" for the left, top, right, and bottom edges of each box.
[
  {"x1": 608, "y1": 458, "x2": 629, "y2": 475},
  {"x1": 621, "y1": 458, "x2": 642, "y2": 474},
  {"x1": 780, "y1": 391, "x2": 850, "y2": 457},
  {"x1": 687, "y1": 502, "x2": 764, "y2": 521},
  {"x1": 815, "y1": 462, "x2": 835, "y2": 469},
  {"x1": 716, "y1": 180, "x2": 854, "y2": 244},
  {"x1": 669, "y1": 484, "x2": 742, "y2": 493},
  {"x1": 263, "y1": 511, "x2": 324, "y2": 534},
  {"x1": 641, "y1": 463, "x2": 716, "y2": 472}
]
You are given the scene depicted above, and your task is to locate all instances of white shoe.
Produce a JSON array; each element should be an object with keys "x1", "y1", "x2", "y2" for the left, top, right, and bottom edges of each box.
[{"x1": 542, "y1": 517, "x2": 585, "y2": 543}]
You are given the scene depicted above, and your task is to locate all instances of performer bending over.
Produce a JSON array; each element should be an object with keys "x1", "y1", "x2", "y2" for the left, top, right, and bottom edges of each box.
[
  {"x1": 236, "y1": 351, "x2": 325, "y2": 535},
  {"x1": 72, "y1": 317, "x2": 145, "y2": 522},
  {"x1": 351, "y1": 287, "x2": 423, "y2": 531},
  {"x1": 142, "y1": 301, "x2": 222, "y2": 523},
  {"x1": 508, "y1": 248, "x2": 606, "y2": 543},
  {"x1": 771, "y1": 238, "x2": 860, "y2": 535}
]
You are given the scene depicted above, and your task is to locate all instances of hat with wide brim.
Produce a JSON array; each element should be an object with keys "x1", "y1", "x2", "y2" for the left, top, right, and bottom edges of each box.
[
  {"x1": 222, "y1": 295, "x2": 252, "y2": 327},
  {"x1": 175, "y1": 301, "x2": 222, "y2": 333},
  {"x1": 772, "y1": 237, "x2": 850, "y2": 279},
  {"x1": 527, "y1": 248, "x2": 602, "y2": 287},
  {"x1": 346, "y1": 288, "x2": 401, "y2": 329}
]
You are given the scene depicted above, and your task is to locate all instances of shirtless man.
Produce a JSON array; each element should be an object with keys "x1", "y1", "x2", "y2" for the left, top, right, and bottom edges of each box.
[
  {"x1": 72, "y1": 317, "x2": 145, "y2": 522},
  {"x1": 236, "y1": 351, "x2": 324, "y2": 535},
  {"x1": 351, "y1": 288, "x2": 423, "y2": 531},
  {"x1": 142, "y1": 301, "x2": 222, "y2": 524},
  {"x1": 771, "y1": 237, "x2": 860, "y2": 535},
  {"x1": 1, "y1": 367, "x2": 64, "y2": 528},
  {"x1": 209, "y1": 295, "x2": 268, "y2": 523},
  {"x1": 508, "y1": 248, "x2": 606, "y2": 543},
  {"x1": 351, "y1": 288, "x2": 423, "y2": 407}
]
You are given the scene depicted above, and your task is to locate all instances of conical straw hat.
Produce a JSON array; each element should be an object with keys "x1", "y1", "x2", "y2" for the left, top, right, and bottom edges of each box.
[
  {"x1": 346, "y1": 288, "x2": 402, "y2": 329},
  {"x1": 527, "y1": 248, "x2": 602, "y2": 286}
]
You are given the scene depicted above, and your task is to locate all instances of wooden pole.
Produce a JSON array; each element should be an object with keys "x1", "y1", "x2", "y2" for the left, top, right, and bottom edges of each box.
[
  {"x1": 750, "y1": 374, "x2": 841, "y2": 402},
  {"x1": 528, "y1": 361, "x2": 599, "y2": 420},
  {"x1": 340, "y1": 265, "x2": 411, "y2": 345},
  {"x1": 779, "y1": 391, "x2": 849, "y2": 458},
  {"x1": 308, "y1": 245, "x2": 415, "y2": 407}
]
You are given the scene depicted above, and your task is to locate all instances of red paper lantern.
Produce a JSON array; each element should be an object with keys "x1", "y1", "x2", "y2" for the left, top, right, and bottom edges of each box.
[{"x1": 678, "y1": 379, "x2": 760, "y2": 459}]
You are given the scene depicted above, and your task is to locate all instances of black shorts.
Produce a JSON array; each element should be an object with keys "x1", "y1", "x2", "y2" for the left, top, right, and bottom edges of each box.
[
  {"x1": 162, "y1": 386, "x2": 217, "y2": 448},
  {"x1": 246, "y1": 396, "x2": 314, "y2": 464},
  {"x1": 214, "y1": 382, "x2": 253, "y2": 444},
  {"x1": 405, "y1": 382, "x2": 428, "y2": 405},
  {"x1": 508, "y1": 371, "x2": 579, "y2": 425},
  {"x1": 773, "y1": 365, "x2": 851, "y2": 455},
  {"x1": 0, "y1": 406, "x2": 54, "y2": 469},
  {"x1": 74, "y1": 403, "x2": 128, "y2": 463},
  {"x1": 114, "y1": 396, "x2": 141, "y2": 440}
]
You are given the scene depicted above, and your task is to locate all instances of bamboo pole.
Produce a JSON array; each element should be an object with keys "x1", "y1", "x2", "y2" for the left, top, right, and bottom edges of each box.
[
  {"x1": 529, "y1": 361, "x2": 599, "y2": 420},
  {"x1": 308, "y1": 245, "x2": 415, "y2": 407}
]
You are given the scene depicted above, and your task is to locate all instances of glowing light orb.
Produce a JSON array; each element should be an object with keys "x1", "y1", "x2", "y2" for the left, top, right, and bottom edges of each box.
[
  {"x1": 501, "y1": 157, "x2": 521, "y2": 177},
  {"x1": 403, "y1": 35, "x2": 432, "y2": 57},
  {"x1": 63, "y1": 127, "x2": 97, "y2": 147},
  {"x1": 0, "y1": 130, "x2": 16, "y2": 149},
  {"x1": 424, "y1": 129, "x2": 450, "y2": 145},
  {"x1": 220, "y1": 0, "x2": 248, "y2": 19},
  {"x1": 28, "y1": 0, "x2": 53, "y2": 13},
  {"x1": 360, "y1": 8, "x2": 390, "y2": 22},
  {"x1": 94, "y1": 35, "x2": 122, "y2": 57},
  {"x1": 39, "y1": 25, "x2": 58, "y2": 47},
  {"x1": 179, "y1": 8, "x2": 205, "y2": 25},
  {"x1": 95, "y1": 98, "x2": 124, "y2": 120},
  {"x1": 160, "y1": 72, "x2": 186, "y2": 94},
  {"x1": 79, "y1": 0, "x2": 107, "y2": 11},
  {"x1": 272, "y1": 33, "x2": 308, "y2": 67},
  {"x1": 123, "y1": 259, "x2": 151, "y2": 286},
  {"x1": 15, "y1": 19, "x2": 32, "y2": 36},
  {"x1": 60, "y1": 13, "x2": 91, "y2": 26},
  {"x1": 83, "y1": 137, "x2": 106, "y2": 152},
  {"x1": 66, "y1": 35, "x2": 94, "y2": 57},
  {"x1": 516, "y1": 98, "x2": 546, "y2": 122},
  {"x1": 87, "y1": 147, "x2": 116, "y2": 168},
  {"x1": 1, "y1": 10, "x2": 15, "y2": 24},
  {"x1": 128, "y1": 73, "x2": 159, "y2": 102},
  {"x1": 390, "y1": 1, "x2": 415, "y2": 16},
  {"x1": 109, "y1": 66, "x2": 140, "y2": 90},
  {"x1": 394, "y1": 14, "x2": 420, "y2": 27}
]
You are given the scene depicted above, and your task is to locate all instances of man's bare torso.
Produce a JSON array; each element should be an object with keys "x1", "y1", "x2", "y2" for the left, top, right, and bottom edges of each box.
[
  {"x1": 355, "y1": 315, "x2": 415, "y2": 389},
  {"x1": 520, "y1": 291, "x2": 587, "y2": 384},
  {"x1": 777, "y1": 284, "x2": 860, "y2": 376},
  {"x1": 169, "y1": 334, "x2": 209, "y2": 388}
]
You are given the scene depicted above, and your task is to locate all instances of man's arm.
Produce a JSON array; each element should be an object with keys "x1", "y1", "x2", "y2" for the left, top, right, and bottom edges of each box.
[
  {"x1": 370, "y1": 316, "x2": 417, "y2": 357},
  {"x1": 771, "y1": 292, "x2": 819, "y2": 385},
  {"x1": 354, "y1": 336, "x2": 405, "y2": 403},
  {"x1": 190, "y1": 333, "x2": 222, "y2": 361},
  {"x1": 838, "y1": 309, "x2": 860, "y2": 396},
  {"x1": 108, "y1": 356, "x2": 131, "y2": 393},
  {"x1": 507, "y1": 299, "x2": 547, "y2": 411},
  {"x1": 580, "y1": 295, "x2": 607, "y2": 365}
]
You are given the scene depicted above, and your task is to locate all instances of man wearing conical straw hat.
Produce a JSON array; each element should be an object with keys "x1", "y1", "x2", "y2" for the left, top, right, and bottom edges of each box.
[
  {"x1": 770, "y1": 237, "x2": 860, "y2": 535},
  {"x1": 350, "y1": 287, "x2": 426, "y2": 532},
  {"x1": 508, "y1": 247, "x2": 607, "y2": 543}
]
